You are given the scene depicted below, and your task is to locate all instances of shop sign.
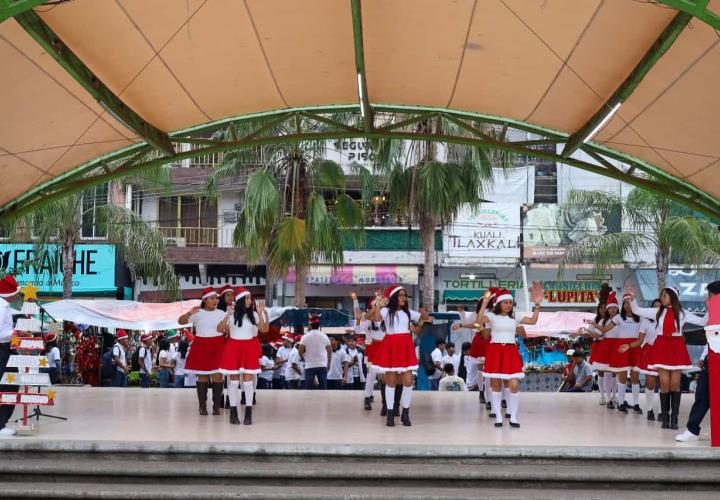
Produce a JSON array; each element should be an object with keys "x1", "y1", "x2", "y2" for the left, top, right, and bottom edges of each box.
[
  {"x1": 543, "y1": 281, "x2": 601, "y2": 303},
  {"x1": 442, "y1": 278, "x2": 524, "y2": 291},
  {"x1": 444, "y1": 203, "x2": 521, "y2": 258},
  {"x1": 0, "y1": 243, "x2": 116, "y2": 293}
]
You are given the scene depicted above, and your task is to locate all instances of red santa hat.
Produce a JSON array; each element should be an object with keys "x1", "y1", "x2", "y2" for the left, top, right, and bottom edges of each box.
[
  {"x1": 622, "y1": 293, "x2": 633, "y2": 303},
  {"x1": 384, "y1": 285, "x2": 404, "y2": 299},
  {"x1": 234, "y1": 287, "x2": 251, "y2": 302},
  {"x1": 140, "y1": 332, "x2": 153, "y2": 342},
  {"x1": 493, "y1": 288, "x2": 513, "y2": 304},
  {"x1": 116, "y1": 329, "x2": 129, "y2": 341},
  {"x1": 281, "y1": 332, "x2": 294, "y2": 343},
  {"x1": 201, "y1": 287, "x2": 217, "y2": 300},
  {"x1": 44, "y1": 332, "x2": 57, "y2": 343},
  {"x1": 606, "y1": 291, "x2": 619, "y2": 309},
  {"x1": 217, "y1": 284, "x2": 233, "y2": 296},
  {"x1": 0, "y1": 275, "x2": 20, "y2": 298},
  {"x1": 366, "y1": 297, "x2": 377, "y2": 310},
  {"x1": 294, "y1": 335, "x2": 303, "y2": 344}
]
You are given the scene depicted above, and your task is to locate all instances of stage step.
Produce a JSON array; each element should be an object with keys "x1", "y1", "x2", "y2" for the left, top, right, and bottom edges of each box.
[{"x1": 1, "y1": 449, "x2": 720, "y2": 499}]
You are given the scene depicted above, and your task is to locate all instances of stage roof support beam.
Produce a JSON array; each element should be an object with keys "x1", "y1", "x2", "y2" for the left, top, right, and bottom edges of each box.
[
  {"x1": 13, "y1": 10, "x2": 176, "y2": 156},
  {"x1": 561, "y1": 10, "x2": 693, "y2": 158},
  {"x1": 350, "y1": 0, "x2": 373, "y2": 132}
]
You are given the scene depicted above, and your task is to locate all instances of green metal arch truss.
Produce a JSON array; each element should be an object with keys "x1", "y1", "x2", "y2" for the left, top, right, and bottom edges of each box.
[{"x1": 1, "y1": 104, "x2": 718, "y2": 223}]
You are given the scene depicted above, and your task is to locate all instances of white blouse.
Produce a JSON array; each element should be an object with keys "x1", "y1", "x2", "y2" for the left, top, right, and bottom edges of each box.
[
  {"x1": 610, "y1": 315, "x2": 642, "y2": 340},
  {"x1": 228, "y1": 312, "x2": 260, "y2": 340},
  {"x1": 631, "y1": 300, "x2": 707, "y2": 337},
  {"x1": 485, "y1": 312, "x2": 522, "y2": 344},
  {"x1": 189, "y1": 309, "x2": 226, "y2": 338},
  {"x1": 380, "y1": 307, "x2": 420, "y2": 335}
]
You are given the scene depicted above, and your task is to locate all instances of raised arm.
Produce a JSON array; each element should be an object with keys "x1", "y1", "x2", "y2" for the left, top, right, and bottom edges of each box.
[
  {"x1": 630, "y1": 299, "x2": 657, "y2": 320},
  {"x1": 519, "y1": 281, "x2": 544, "y2": 325},
  {"x1": 257, "y1": 302, "x2": 270, "y2": 333},
  {"x1": 476, "y1": 290, "x2": 493, "y2": 326},
  {"x1": 178, "y1": 305, "x2": 200, "y2": 325}
]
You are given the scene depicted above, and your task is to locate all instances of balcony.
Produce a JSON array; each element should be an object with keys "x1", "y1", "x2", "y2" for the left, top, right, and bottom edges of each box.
[{"x1": 158, "y1": 227, "x2": 234, "y2": 247}]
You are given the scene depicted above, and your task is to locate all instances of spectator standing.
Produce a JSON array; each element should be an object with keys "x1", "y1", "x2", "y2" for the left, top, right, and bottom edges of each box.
[
  {"x1": 173, "y1": 338, "x2": 189, "y2": 388},
  {"x1": 285, "y1": 338, "x2": 304, "y2": 389},
  {"x1": 273, "y1": 334, "x2": 293, "y2": 389},
  {"x1": 299, "y1": 315, "x2": 332, "y2": 390},
  {"x1": 43, "y1": 333, "x2": 61, "y2": 385},
  {"x1": 157, "y1": 338, "x2": 174, "y2": 388},
  {"x1": 343, "y1": 335, "x2": 365, "y2": 390},
  {"x1": 138, "y1": 333, "x2": 154, "y2": 388},
  {"x1": 327, "y1": 336, "x2": 348, "y2": 390},
  {"x1": 111, "y1": 330, "x2": 131, "y2": 387},
  {"x1": 429, "y1": 339, "x2": 447, "y2": 391},
  {"x1": 438, "y1": 364, "x2": 467, "y2": 392},
  {"x1": 257, "y1": 343, "x2": 275, "y2": 390}
]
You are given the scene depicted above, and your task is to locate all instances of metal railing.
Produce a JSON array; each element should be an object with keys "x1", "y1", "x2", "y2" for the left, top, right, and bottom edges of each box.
[{"x1": 158, "y1": 227, "x2": 221, "y2": 247}]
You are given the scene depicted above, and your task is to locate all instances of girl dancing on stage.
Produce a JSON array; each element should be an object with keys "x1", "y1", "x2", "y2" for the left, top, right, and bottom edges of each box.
[
  {"x1": 368, "y1": 285, "x2": 419, "y2": 427},
  {"x1": 452, "y1": 302, "x2": 490, "y2": 408},
  {"x1": 607, "y1": 294, "x2": 644, "y2": 415},
  {"x1": 218, "y1": 287, "x2": 268, "y2": 425},
  {"x1": 351, "y1": 292, "x2": 386, "y2": 412},
  {"x1": 179, "y1": 288, "x2": 227, "y2": 416},
  {"x1": 628, "y1": 286, "x2": 707, "y2": 429},
  {"x1": 588, "y1": 293, "x2": 621, "y2": 410},
  {"x1": 623, "y1": 298, "x2": 661, "y2": 420},
  {"x1": 477, "y1": 287, "x2": 542, "y2": 428},
  {"x1": 577, "y1": 301, "x2": 611, "y2": 406}
]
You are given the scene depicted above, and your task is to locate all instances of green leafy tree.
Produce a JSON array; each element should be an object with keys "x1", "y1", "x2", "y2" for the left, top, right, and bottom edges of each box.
[{"x1": 561, "y1": 187, "x2": 720, "y2": 293}]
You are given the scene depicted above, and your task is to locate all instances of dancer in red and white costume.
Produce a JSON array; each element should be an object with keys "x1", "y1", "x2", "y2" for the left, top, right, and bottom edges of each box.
[
  {"x1": 453, "y1": 302, "x2": 491, "y2": 409},
  {"x1": 352, "y1": 291, "x2": 384, "y2": 412},
  {"x1": 577, "y1": 301, "x2": 611, "y2": 405},
  {"x1": 589, "y1": 294, "x2": 622, "y2": 410},
  {"x1": 477, "y1": 287, "x2": 541, "y2": 428},
  {"x1": 625, "y1": 298, "x2": 662, "y2": 420},
  {"x1": 628, "y1": 286, "x2": 707, "y2": 429},
  {"x1": 606, "y1": 294, "x2": 644, "y2": 415},
  {"x1": 368, "y1": 285, "x2": 419, "y2": 427},
  {"x1": 178, "y1": 288, "x2": 226, "y2": 416},
  {"x1": 218, "y1": 287, "x2": 268, "y2": 426}
]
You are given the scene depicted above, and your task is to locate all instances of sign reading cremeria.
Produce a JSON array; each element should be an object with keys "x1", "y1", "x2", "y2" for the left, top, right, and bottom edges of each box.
[{"x1": 543, "y1": 281, "x2": 601, "y2": 304}]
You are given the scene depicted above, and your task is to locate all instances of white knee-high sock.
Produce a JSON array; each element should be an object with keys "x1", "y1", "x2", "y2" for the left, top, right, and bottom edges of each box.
[
  {"x1": 631, "y1": 383, "x2": 640, "y2": 406},
  {"x1": 253, "y1": 375, "x2": 258, "y2": 391},
  {"x1": 385, "y1": 385, "x2": 396, "y2": 411},
  {"x1": 242, "y1": 381, "x2": 254, "y2": 408},
  {"x1": 603, "y1": 372, "x2": 612, "y2": 398},
  {"x1": 484, "y1": 376, "x2": 492, "y2": 403},
  {"x1": 400, "y1": 385, "x2": 413, "y2": 409},
  {"x1": 491, "y1": 391, "x2": 503, "y2": 424},
  {"x1": 508, "y1": 392, "x2": 520, "y2": 423},
  {"x1": 617, "y1": 381, "x2": 626, "y2": 405},
  {"x1": 502, "y1": 386, "x2": 509, "y2": 402},
  {"x1": 363, "y1": 368, "x2": 375, "y2": 397},
  {"x1": 228, "y1": 380, "x2": 240, "y2": 407},
  {"x1": 598, "y1": 373, "x2": 606, "y2": 399},
  {"x1": 475, "y1": 370, "x2": 483, "y2": 392},
  {"x1": 645, "y1": 388, "x2": 655, "y2": 412}
]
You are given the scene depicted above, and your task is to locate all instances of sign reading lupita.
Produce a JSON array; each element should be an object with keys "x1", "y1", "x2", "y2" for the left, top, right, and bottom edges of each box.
[
  {"x1": 543, "y1": 281, "x2": 601, "y2": 304},
  {"x1": 444, "y1": 204, "x2": 521, "y2": 258}
]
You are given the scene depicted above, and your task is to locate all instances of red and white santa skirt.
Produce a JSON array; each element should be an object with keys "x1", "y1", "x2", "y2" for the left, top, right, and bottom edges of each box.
[
  {"x1": 372, "y1": 333, "x2": 418, "y2": 373},
  {"x1": 481, "y1": 343, "x2": 525, "y2": 380},
  {"x1": 633, "y1": 343, "x2": 658, "y2": 376},
  {"x1": 184, "y1": 335, "x2": 226, "y2": 374},
  {"x1": 219, "y1": 337, "x2": 262, "y2": 375},
  {"x1": 467, "y1": 331, "x2": 489, "y2": 364},
  {"x1": 648, "y1": 335, "x2": 692, "y2": 370},
  {"x1": 590, "y1": 339, "x2": 610, "y2": 370},
  {"x1": 608, "y1": 339, "x2": 641, "y2": 373},
  {"x1": 365, "y1": 340, "x2": 381, "y2": 364}
]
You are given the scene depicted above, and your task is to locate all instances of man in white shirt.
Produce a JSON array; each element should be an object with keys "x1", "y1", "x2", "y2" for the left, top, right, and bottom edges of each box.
[
  {"x1": 138, "y1": 333, "x2": 154, "y2": 389},
  {"x1": 111, "y1": 330, "x2": 131, "y2": 387},
  {"x1": 273, "y1": 335, "x2": 292, "y2": 389},
  {"x1": 343, "y1": 335, "x2": 365, "y2": 390},
  {"x1": 0, "y1": 274, "x2": 20, "y2": 437},
  {"x1": 429, "y1": 339, "x2": 447, "y2": 391},
  {"x1": 441, "y1": 342, "x2": 460, "y2": 377},
  {"x1": 285, "y1": 343, "x2": 304, "y2": 389},
  {"x1": 438, "y1": 363, "x2": 468, "y2": 392},
  {"x1": 327, "y1": 336, "x2": 348, "y2": 390},
  {"x1": 298, "y1": 315, "x2": 331, "y2": 390}
]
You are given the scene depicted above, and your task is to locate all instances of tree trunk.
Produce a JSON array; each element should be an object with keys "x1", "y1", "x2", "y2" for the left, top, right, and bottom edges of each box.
[
  {"x1": 656, "y1": 246, "x2": 669, "y2": 295},
  {"x1": 420, "y1": 213, "x2": 436, "y2": 310},
  {"x1": 295, "y1": 264, "x2": 307, "y2": 307},
  {"x1": 62, "y1": 238, "x2": 75, "y2": 299}
]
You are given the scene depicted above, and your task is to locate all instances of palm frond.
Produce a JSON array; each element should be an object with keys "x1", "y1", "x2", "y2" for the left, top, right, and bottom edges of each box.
[
  {"x1": 266, "y1": 217, "x2": 312, "y2": 274},
  {"x1": 307, "y1": 159, "x2": 344, "y2": 191},
  {"x1": 660, "y1": 217, "x2": 720, "y2": 268},
  {"x1": 560, "y1": 232, "x2": 652, "y2": 274}
]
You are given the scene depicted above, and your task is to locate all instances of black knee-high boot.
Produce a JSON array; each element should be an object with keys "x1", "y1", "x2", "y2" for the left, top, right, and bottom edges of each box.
[
  {"x1": 670, "y1": 391, "x2": 681, "y2": 430},
  {"x1": 659, "y1": 392, "x2": 671, "y2": 429},
  {"x1": 211, "y1": 382, "x2": 224, "y2": 415},
  {"x1": 196, "y1": 382, "x2": 209, "y2": 416},
  {"x1": 393, "y1": 385, "x2": 403, "y2": 417},
  {"x1": 380, "y1": 383, "x2": 388, "y2": 416}
]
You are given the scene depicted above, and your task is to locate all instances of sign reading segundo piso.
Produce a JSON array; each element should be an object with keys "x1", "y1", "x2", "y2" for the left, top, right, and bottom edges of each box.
[
  {"x1": 0, "y1": 243, "x2": 116, "y2": 294},
  {"x1": 444, "y1": 203, "x2": 520, "y2": 258}
]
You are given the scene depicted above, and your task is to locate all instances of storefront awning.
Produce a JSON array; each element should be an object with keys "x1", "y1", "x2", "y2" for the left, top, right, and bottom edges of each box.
[{"x1": 286, "y1": 265, "x2": 418, "y2": 286}]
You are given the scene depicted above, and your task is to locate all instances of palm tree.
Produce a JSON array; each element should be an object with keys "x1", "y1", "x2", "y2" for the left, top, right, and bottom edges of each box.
[
  {"x1": 560, "y1": 187, "x2": 720, "y2": 293},
  {"x1": 206, "y1": 118, "x2": 373, "y2": 306},
  {"x1": 8, "y1": 187, "x2": 178, "y2": 299},
  {"x1": 373, "y1": 117, "x2": 495, "y2": 310}
]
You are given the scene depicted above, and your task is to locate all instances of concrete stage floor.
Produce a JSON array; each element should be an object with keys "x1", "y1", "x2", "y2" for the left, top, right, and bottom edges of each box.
[{"x1": 0, "y1": 386, "x2": 718, "y2": 457}]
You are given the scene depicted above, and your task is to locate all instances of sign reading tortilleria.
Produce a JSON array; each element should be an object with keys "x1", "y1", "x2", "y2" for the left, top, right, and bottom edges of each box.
[
  {"x1": 0, "y1": 392, "x2": 54, "y2": 406},
  {"x1": 0, "y1": 372, "x2": 51, "y2": 386},
  {"x1": 543, "y1": 281, "x2": 601, "y2": 304}
]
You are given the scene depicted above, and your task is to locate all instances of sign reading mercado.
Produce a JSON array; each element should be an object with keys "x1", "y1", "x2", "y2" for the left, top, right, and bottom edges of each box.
[
  {"x1": 0, "y1": 244, "x2": 116, "y2": 294},
  {"x1": 444, "y1": 203, "x2": 520, "y2": 258}
]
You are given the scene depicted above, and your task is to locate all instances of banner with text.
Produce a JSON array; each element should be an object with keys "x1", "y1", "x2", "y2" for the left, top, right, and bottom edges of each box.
[{"x1": 444, "y1": 203, "x2": 521, "y2": 258}]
